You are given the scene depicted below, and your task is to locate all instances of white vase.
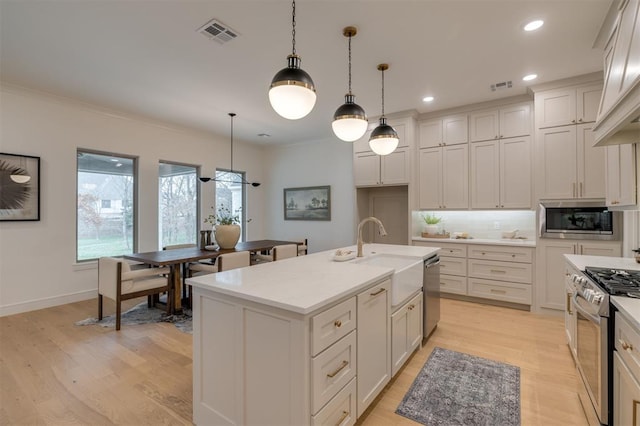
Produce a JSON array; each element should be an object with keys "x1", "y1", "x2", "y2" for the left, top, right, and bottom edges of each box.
[
  {"x1": 424, "y1": 224, "x2": 439, "y2": 235},
  {"x1": 214, "y1": 224, "x2": 241, "y2": 249}
]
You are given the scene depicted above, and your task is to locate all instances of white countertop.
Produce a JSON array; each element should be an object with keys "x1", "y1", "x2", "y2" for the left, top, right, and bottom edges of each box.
[
  {"x1": 413, "y1": 236, "x2": 536, "y2": 247},
  {"x1": 186, "y1": 243, "x2": 439, "y2": 315},
  {"x1": 564, "y1": 254, "x2": 640, "y2": 330}
]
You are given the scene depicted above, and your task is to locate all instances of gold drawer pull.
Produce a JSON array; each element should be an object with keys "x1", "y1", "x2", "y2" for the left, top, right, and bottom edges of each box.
[
  {"x1": 620, "y1": 339, "x2": 634, "y2": 351},
  {"x1": 327, "y1": 360, "x2": 349, "y2": 378},
  {"x1": 633, "y1": 399, "x2": 640, "y2": 424},
  {"x1": 334, "y1": 320, "x2": 342, "y2": 328},
  {"x1": 490, "y1": 269, "x2": 506, "y2": 273},
  {"x1": 490, "y1": 289, "x2": 507, "y2": 294},
  {"x1": 336, "y1": 410, "x2": 349, "y2": 425},
  {"x1": 370, "y1": 288, "x2": 386, "y2": 297}
]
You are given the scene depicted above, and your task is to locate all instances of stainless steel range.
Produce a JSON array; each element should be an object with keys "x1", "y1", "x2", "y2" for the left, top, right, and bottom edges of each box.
[{"x1": 570, "y1": 266, "x2": 640, "y2": 425}]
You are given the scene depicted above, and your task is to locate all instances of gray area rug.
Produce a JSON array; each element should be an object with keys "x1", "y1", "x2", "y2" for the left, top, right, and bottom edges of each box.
[
  {"x1": 75, "y1": 302, "x2": 192, "y2": 334},
  {"x1": 396, "y1": 347, "x2": 520, "y2": 426}
]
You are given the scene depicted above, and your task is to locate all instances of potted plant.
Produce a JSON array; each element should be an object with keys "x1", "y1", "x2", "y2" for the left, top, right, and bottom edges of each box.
[
  {"x1": 422, "y1": 213, "x2": 441, "y2": 235},
  {"x1": 205, "y1": 204, "x2": 241, "y2": 249}
]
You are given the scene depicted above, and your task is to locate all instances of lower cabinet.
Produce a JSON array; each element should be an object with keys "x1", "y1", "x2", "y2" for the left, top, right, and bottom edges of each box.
[
  {"x1": 357, "y1": 279, "x2": 391, "y2": 417},
  {"x1": 614, "y1": 311, "x2": 640, "y2": 426},
  {"x1": 564, "y1": 262, "x2": 578, "y2": 360},
  {"x1": 537, "y1": 240, "x2": 621, "y2": 310},
  {"x1": 192, "y1": 277, "x2": 391, "y2": 426},
  {"x1": 391, "y1": 292, "x2": 423, "y2": 377}
]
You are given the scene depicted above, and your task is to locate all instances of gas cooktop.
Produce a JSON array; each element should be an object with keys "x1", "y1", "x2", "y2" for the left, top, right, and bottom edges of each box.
[{"x1": 585, "y1": 266, "x2": 640, "y2": 297}]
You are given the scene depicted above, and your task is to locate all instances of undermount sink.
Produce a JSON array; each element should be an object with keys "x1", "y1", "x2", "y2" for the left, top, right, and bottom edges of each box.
[{"x1": 354, "y1": 253, "x2": 423, "y2": 309}]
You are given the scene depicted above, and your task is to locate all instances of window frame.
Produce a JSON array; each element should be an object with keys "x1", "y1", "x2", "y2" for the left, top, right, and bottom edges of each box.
[
  {"x1": 215, "y1": 168, "x2": 248, "y2": 242},
  {"x1": 158, "y1": 160, "x2": 200, "y2": 249}
]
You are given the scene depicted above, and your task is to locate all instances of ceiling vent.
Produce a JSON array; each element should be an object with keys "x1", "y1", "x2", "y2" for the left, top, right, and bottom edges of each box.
[
  {"x1": 490, "y1": 80, "x2": 513, "y2": 92},
  {"x1": 197, "y1": 19, "x2": 239, "y2": 44}
]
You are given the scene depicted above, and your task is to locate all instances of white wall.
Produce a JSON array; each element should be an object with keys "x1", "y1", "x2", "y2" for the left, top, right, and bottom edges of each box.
[
  {"x1": 0, "y1": 85, "x2": 266, "y2": 315},
  {"x1": 263, "y1": 139, "x2": 356, "y2": 253}
]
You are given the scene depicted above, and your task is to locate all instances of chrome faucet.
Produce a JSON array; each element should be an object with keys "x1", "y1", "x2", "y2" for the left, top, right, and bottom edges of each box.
[{"x1": 357, "y1": 217, "x2": 388, "y2": 257}]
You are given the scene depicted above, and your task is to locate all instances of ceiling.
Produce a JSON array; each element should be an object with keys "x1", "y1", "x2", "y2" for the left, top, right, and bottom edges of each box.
[{"x1": 0, "y1": 0, "x2": 612, "y2": 146}]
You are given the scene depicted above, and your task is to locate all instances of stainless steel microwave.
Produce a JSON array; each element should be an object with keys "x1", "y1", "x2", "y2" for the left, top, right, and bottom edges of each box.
[{"x1": 538, "y1": 200, "x2": 622, "y2": 241}]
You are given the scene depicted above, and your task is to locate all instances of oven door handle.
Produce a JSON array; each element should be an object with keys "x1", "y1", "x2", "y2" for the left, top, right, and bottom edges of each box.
[{"x1": 572, "y1": 293, "x2": 602, "y2": 325}]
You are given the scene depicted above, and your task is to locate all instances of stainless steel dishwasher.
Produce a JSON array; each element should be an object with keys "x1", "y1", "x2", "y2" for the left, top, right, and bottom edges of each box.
[{"x1": 423, "y1": 254, "x2": 440, "y2": 339}]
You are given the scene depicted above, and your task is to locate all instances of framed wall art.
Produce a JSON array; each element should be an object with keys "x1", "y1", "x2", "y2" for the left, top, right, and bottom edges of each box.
[
  {"x1": 0, "y1": 153, "x2": 40, "y2": 221},
  {"x1": 283, "y1": 185, "x2": 331, "y2": 221}
]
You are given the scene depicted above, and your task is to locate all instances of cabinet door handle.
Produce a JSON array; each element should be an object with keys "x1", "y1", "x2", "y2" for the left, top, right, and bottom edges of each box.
[
  {"x1": 336, "y1": 410, "x2": 350, "y2": 426},
  {"x1": 578, "y1": 118, "x2": 583, "y2": 123},
  {"x1": 572, "y1": 182, "x2": 576, "y2": 197},
  {"x1": 327, "y1": 360, "x2": 349, "y2": 378},
  {"x1": 633, "y1": 399, "x2": 640, "y2": 425},
  {"x1": 579, "y1": 182, "x2": 583, "y2": 197},
  {"x1": 408, "y1": 304, "x2": 415, "y2": 311},
  {"x1": 370, "y1": 288, "x2": 386, "y2": 297},
  {"x1": 490, "y1": 289, "x2": 507, "y2": 294},
  {"x1": 571, "y1": 119, "x2": 576, "y2": 123},
  {"x1": 566, "y1": 293, "x2": 573, "y2": 314},
  {"x1": 490, "y1": 269, "x2": 507, "y2": 273},
  {"x1": 620, "y1": 339, "x2": 634, "y2": 351},
  {"x1": 334, "y1": 320, "x2": 342, "y2": 328}
]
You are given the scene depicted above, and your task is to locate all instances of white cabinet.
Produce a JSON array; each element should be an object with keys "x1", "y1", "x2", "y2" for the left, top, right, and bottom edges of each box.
[
  {"x1": 418, "y1": 144, "x2": 469, "y2": 209},
  {"x1": 535, "y1": 84, "x2": 602, "y2": 128},
  {"x1": 614, "y1": 309, "x2": 640, "y2": 426},
  {"x1": 470, "y1": 136, "x2": 532, "y2": 208},
  {"x1": 606, "y1": 143, "x2": 638, "y2": 207},
  {"x1": 419, "y1": 114, "x2": 468, "y2": 148},
  {"x1": 354, "y1": 117, "x2": 412, "y2": 187},
  {"x1": 354, "y1": 147, "x2": 411, "y2": 186},
  {"x1": 469, "y1": 103, "x2": 531, "y2": 142},
  {"x1": 536, "y1": 123, "x2": 606, "y2": 199},
  {"x1": 564, "y1": 262, "x2": 578, "y2": 360},
  {"x1": 356, "y1": 279, "x2": 391, "y2": 417},
  {"x1": 391, "y1": 291, "x2": 423, "y2": 377},
  {"x1": 537, "y1": 240, "x2": 621, "y2": 311}
]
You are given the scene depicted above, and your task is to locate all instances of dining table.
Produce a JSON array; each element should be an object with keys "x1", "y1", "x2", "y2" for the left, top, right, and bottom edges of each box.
[{"x1": 123, "y1": 239, "x2": 302, "y2": 313}]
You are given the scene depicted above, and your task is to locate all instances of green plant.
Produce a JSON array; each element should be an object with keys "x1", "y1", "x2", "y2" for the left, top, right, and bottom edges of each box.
[
  {"x1": 422, "y1": 213, "x2": 441, "y2": 225},
  {"x1": 204, "y1": 204, "x2": 240, "y2": 226}
]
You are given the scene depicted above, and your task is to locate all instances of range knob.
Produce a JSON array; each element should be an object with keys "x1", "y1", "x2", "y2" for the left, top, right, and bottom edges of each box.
[{"x1": 592, "y1": 293, "x2": 604, "y2": 305}]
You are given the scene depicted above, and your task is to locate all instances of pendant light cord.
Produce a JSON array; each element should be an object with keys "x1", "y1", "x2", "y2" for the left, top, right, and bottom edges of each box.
[
  {"x1": 347, "y1": 33, "x2": 352, "y2": 95},
  {"x1": 229, "y1": 112, "x2": 235, "y2": 172},
  {"x1": 291, "y1": 0, "x2": 296, "y2": 55},
  {"x1": 381, "y1": 67, "x2": 385, "y2": 117}
]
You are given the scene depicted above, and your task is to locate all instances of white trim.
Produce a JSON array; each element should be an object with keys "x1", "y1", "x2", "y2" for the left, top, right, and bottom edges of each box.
[{"x1": 0, "y1": 289, "x2": 96, "y2": 317}]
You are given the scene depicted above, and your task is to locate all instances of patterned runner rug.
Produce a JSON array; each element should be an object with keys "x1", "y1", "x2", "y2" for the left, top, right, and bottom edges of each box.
[
  {"x1": 75, "y1": 301, "x2": 192, "y2": 334},
  {"x1": 396, "y1": 347, "x2": 520, "y2": 426}
]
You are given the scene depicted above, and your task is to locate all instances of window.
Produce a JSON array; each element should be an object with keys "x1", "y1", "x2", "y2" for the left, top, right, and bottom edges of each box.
[
  {"x1": 77, "y1": 150, "x2": 136, "y2": 262},
  {"x1": 215, "y1": 169, "x2": 246, "y2": 241},
  {"x1": 159, "y1": 162, "x2": 198, "y2": 248}
]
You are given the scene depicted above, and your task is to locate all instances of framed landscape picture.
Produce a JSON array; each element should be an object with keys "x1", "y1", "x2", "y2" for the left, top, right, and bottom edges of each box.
[
  {"x1": 0, "y1": 152, "x2": 40, "y2": 221},
  {"x1": 284, "y1": 185, "x2": 331, "y2": 221}
]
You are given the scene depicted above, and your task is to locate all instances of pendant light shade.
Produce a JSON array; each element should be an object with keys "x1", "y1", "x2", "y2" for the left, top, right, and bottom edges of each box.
[
  {"x1": 332, "y1": 26, "x2": 367, "y2": 142},
  {"x1": 269, "y1": 0, "x2": 316, "y2": 120},
  {"x1": 369, "y1": 64, "x2": 399, "y2": 155}
]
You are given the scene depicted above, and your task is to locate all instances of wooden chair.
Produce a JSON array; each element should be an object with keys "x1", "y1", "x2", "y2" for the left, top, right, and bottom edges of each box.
[
  {"x1": 98, "y1": 257, "x2": 172, "y2": 330},
  {"x1": 190, "y1": 250, "x2": 251, "y2": 274},
  {"x1": 254, "y1": 244, "x2": 299, "y2": 263}
]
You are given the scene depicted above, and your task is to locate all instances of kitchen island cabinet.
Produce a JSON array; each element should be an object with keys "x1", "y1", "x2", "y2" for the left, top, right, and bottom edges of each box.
[{"x1": 188, "y1": 243, "x2": 437, "y2": 426}]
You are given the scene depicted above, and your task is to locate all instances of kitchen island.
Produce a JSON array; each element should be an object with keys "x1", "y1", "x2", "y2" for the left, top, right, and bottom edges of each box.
[{"x1": 186, "y1": 243, "x2": 439, "y2": 426}]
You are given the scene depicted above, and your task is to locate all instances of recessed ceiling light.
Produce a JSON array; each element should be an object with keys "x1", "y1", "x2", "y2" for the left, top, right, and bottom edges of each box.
[
  {"x1": 522, "y1": 74, "x2": 538, "y2": 81},
  {"x1": 524, "y1": 20, "x2": 544, "y2": 31},
  {"x1": 422, "y1": 96, "x2": 435, "y2": 103}
]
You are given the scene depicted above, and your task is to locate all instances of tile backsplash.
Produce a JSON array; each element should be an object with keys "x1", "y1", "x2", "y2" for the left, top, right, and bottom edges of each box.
[{"x1": 412, "y1": 210, "x2": 537, "y2": 240}]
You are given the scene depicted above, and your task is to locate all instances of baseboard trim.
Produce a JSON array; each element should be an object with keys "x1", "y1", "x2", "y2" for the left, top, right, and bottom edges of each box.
[{"x1": 0, "y1": 289, "x2": 97, "y2": 317}]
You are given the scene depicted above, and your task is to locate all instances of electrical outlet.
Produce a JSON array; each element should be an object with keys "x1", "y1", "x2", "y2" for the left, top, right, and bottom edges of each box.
[{"x1": 493, "y1": 221, "x2": 501, "y2": 229}]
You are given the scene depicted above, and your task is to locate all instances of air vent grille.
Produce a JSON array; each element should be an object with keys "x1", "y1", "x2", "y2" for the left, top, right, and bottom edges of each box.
[
  {"x1": 490, "y1": 81, "x2": 513, "y2": 91},
  {"x1": 198, "y1": 19, "x2": 239, "y2": 44}
]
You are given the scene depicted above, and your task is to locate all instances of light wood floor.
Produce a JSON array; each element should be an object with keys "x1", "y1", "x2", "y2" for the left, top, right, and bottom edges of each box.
[{"x1": 0, "y1": 297, "x2": 587, "y2": 425}]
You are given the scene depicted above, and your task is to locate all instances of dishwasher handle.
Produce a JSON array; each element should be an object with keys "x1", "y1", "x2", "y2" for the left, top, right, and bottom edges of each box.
[{"x1": 424, "y1": 255, "x2": 440, "y2": 268}]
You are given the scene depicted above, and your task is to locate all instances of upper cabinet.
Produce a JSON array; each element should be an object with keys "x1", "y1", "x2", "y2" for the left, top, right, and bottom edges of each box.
[
  {"x1": 535, "y1": 84, "x2": 602, "y2": 128},
  {"x1": 470, "y1": 103, "x2": 532, "y2": 142},
  {"x1": 353, "y1": 116, "x2": 415, "y2": 187},
  {"x1": 605, "y1": 143, "x2": 638, "y2": 207},
  {"x1": 419, "y1": 114, "x2": 468, "y2": 148},
  {"x1": 594, "y1": 0, "x2": 640, "y2": 146},
  {"x1": 418, "y1": 144, "x2": 469, "y2": 210}
]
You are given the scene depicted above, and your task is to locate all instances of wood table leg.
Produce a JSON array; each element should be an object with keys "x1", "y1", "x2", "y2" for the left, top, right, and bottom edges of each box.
[{"x1": 169, "y1": 265, "x2": 182, "y2": 313}]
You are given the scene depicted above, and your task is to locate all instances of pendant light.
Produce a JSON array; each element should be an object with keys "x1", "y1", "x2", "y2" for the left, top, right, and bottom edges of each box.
[
  {"x1": 268, "y1": 0, "x2": 316, "y2": 120},
  {"x1": 199, "y1": 113, "x2": 261, "y2": 187},
  {"x1": 332, "y1": 26, "x2": 368, "y2": 142},
  {"x1": 369, "y1": 64, "x2": 399, "y2": 155}
]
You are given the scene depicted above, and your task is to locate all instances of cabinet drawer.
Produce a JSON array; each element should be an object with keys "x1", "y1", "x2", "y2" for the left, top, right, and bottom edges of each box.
[
  {"x1": 616, "y1": 312, "x2": 640, "y2": 382},
  {"x1": 312, "y1": 378, "x2": 356, "y2": 426},
  {"x1": 440, "y1": 274, "x2": 467, "y2": 295},
  {"x1": 440, "y1": 257, "x2": 467, "y2": 276},
  {"x1": 467, "y1": 259, "x2": 532, "y2": 283},
  {"x1": 467, "y1": 244, "x2": 533, "y2": 263},
  {"x1": 468, "y1": 278, "x2": 532, "y2": 304},
  {"x1": 312, "y1": 331, "x2": 357, "y2": 414},
  {"x1": 437, "y1": 242, "x2": 467, "y2": 258},
  {"x1": 311, "y1": 297, "x2": 356, "y2": 356}
]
